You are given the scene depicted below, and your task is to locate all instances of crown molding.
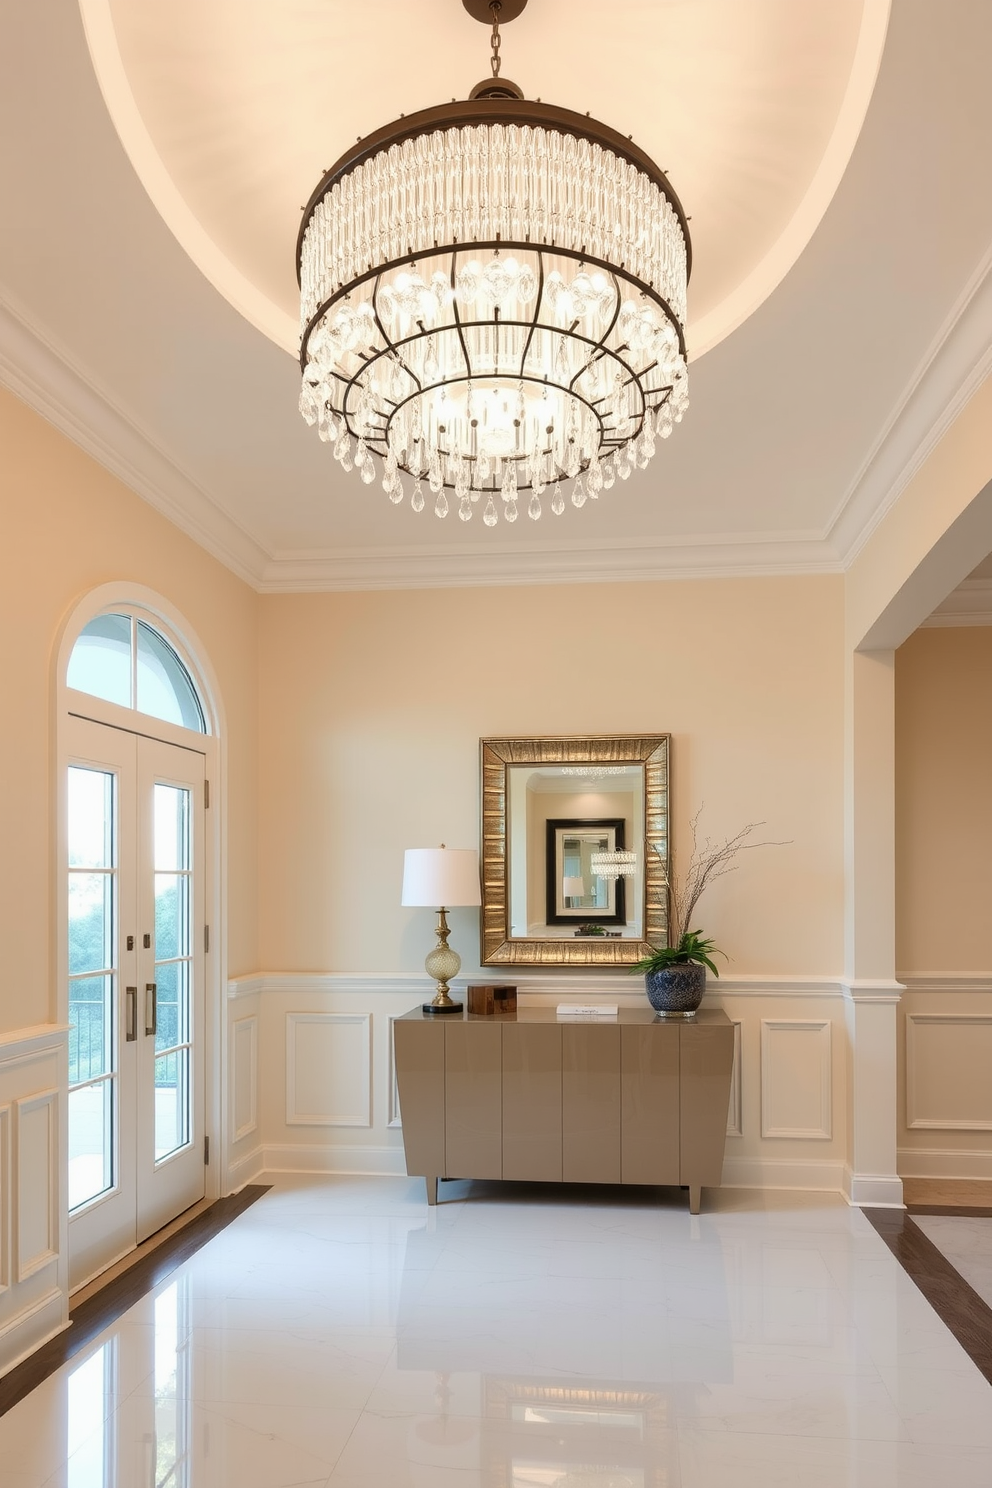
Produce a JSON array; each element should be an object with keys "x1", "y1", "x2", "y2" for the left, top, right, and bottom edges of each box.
[
  {"x1": 0, "y1": 290, "x2": 270, "y2": 589},
  {"x1": 826, "y1": 238, "x2": 992, "y2": 566},
  {"x1": 919, "y1": 576, "x2": 992, "y2": 627},
  {"x1": 256, "y1": 535, "x2": 843, "y2": 593},
  {"x1": 3, "y1": 229, "x2": 991, "y2": 595},
  {"x1": 0, "y1": 284, "x2": 846, "y2": 592}
]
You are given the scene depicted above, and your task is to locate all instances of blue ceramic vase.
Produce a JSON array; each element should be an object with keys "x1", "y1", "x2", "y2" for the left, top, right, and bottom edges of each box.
[{"x1": 645, "y1": 963, "x2": 706, "y2": 1017}]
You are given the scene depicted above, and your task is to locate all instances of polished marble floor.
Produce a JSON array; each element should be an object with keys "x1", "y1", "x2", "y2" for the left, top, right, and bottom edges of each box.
[
  {"x1": 3, "y1": 1177, "x2": 992, "y2": 1487},
  {"x1": 914, "y1": 1214, "x2": 992, "y2": 1311}
]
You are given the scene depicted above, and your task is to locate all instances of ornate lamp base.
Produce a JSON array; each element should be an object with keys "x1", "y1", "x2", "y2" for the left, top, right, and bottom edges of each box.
[{"x1": 423, "y1": 907, "x2": 464, "y2": 1014}]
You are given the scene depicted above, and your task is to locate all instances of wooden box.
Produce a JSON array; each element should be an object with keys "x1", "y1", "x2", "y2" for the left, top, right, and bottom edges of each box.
[{"x1": 466, "y1": 984, "x2": 517, "y2": 1016}]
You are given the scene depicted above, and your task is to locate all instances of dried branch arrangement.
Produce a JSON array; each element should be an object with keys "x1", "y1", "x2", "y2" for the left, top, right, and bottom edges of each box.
[{"x1": 659, "y1": 807, "x2": 788, "y2": 946}]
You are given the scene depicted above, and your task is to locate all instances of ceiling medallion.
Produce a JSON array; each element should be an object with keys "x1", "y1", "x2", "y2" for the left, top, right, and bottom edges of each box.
[{"x1": 296, "y1": 0, "x2": 691, "y2": 526}]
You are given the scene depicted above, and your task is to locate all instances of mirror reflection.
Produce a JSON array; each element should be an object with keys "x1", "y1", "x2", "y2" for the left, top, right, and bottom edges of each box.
[{"x1": 507, "y1": 765, "x2": 644, "y2": 939}]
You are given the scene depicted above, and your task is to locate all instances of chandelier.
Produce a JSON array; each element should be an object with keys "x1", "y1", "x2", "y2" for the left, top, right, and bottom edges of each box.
[
  {"x1": 590, "y1": 849, "x2": 638, "y2": 881},
  {"x1": 560, "y1": 766, "x2": 629, "y2": 777},
  {"x1": 297, "y1": 0, "x2": 690, "y2": 526}
]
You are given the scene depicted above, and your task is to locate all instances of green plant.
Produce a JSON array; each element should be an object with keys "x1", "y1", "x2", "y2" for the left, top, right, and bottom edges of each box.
[
  {"x1": 630, "y1": 930, "x2": 724, "y2": 978},
  {"x1": 630, "y1": 808, "x2": 787, "y2": 980},
  {"x1": 576, "y1": 922, "x2": 607, "y2": 936}
]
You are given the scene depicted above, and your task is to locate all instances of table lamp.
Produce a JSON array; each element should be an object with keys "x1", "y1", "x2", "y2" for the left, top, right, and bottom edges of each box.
[
  {"x1": 401, "y1": 845, "x2": 482, "y2": 1014},
  {"x1": 562, "y1": 875, "x2": 585, "y2": 905}
]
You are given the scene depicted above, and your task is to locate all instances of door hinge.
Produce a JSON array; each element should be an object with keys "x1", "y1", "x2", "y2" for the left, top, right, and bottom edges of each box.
[
  {"x1": 204, "y1": 1135, "x2": 210, "y2": 1165},
  {"x1": 204, "y1": 924, "x2": 210, "y2": 953},
  {"x1": 204, "y1": 779, "x2": 210, "y2": 809}
]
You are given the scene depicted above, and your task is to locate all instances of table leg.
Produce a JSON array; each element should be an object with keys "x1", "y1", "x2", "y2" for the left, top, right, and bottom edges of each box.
[
  {"x1": 426, "y1": 1175, "x2": 438, "y2": 1206},
  {"x1": 689, "y1": 1184, "x2": 701, "y2": 1215}
]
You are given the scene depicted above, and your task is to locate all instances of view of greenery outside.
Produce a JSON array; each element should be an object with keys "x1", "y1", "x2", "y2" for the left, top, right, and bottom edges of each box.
[{"x1": 69, "y1": 881, "x2": 184, "y2": 1088}]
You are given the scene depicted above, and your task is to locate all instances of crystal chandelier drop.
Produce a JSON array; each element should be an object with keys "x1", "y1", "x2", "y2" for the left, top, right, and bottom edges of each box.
[
  {"x1": 560, "y1": 766, "x2": 630, "y2": 777},
  {"x1": 590, "y1": 849, "x2": 638, "y2": 881},
  {"x1": 588, "y1": 851, "x2": 636, "y2": 880},
  {"x1": 297, "y1": 0, "x2": 691, "y2": 526}
]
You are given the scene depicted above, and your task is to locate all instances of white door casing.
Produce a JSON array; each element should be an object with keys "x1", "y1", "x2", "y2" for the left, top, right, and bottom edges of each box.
[{"x1": 67, "y1": 717, "x2": 206, "y2": 1287}]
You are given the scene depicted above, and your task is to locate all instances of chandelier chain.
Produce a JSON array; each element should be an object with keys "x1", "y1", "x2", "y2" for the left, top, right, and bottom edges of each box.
[{"x1": 489, "y1": 1, "x2": 502, "y2": 77}]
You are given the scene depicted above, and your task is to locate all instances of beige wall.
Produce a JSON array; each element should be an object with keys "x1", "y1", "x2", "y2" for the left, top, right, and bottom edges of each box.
[
  {"x1": 0, "y1": 388, "x2": 259, "y2": 1035},
  {"x1": 257, "y1": 575, "x2": 845, "y2": 977},
  {"x1": 896, "y1": 626, "x2": 992, "y2": 974}
]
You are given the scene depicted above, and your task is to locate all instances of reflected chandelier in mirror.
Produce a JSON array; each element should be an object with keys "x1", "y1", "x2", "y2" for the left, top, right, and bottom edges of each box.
[{"x1": 480, "y1": 735, "x2": 670, "y2": 966}]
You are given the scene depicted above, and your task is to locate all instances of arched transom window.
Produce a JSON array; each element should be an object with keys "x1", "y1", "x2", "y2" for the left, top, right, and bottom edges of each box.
[{"x1": 67, "y1": 613, "x2": 206, "y2": 733}]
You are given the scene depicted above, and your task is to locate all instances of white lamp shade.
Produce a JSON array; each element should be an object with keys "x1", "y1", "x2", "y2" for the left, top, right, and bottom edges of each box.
[
  {"x1": 562, "y1": 876, "x2": 585, "y2": 897},
  {"x1": 401, "y1": 847, "x2": 481, "y2": 908}
]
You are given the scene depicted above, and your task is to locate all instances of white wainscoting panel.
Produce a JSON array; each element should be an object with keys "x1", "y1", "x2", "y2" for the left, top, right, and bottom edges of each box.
[
  {"x1": 0, "y1": 1102, "x2": 9, "y2": 1292},
  {"x1": 286, "y1": 1012, "x2": 372, "y2": 1127},
  {"x1": 232, "y1": 1015, "x2": 258, "y2": 1142},
  {"x1": 727, "y1": 1020, "x2": 743, "y2": 1138},
  {"x1": 223, "y1": 975, "x2": 852, "y2": 1197},
  {"x1": 0, "y1": 1027, "x2": 68, "y2": 1379},
  {"x1": 906, "y1": 1013, "x2": 992, "y2": 1130},
  {"x1": 760, "y1": 1020, "x2": 832, "y2": 1140},
  {"x1": 387, "y1": 1014, "x2": 402, "y2": 1129},
  {"x1": 16, "y1": 1090, "x2": 59, "y2": 1283}
]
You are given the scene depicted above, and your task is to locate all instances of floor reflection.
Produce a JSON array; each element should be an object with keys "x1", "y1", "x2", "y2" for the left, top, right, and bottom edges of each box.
[
  {"x1": 64, "y1": 1277, "x2": 191, "y2": 1488},
  {"x1": 2, "y1": 1178, "x2": 989, "y2": 1488}
]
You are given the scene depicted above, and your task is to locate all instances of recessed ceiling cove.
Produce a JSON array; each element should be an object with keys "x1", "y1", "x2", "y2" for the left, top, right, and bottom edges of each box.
[{"x1": 80, "y1": 0, "x2": 888, "y2": 362}]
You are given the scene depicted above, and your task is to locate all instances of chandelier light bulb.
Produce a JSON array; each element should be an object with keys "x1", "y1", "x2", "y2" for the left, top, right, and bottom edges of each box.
[{"x1": 296, "y1": 0, "x2": 690, "y2": 526}]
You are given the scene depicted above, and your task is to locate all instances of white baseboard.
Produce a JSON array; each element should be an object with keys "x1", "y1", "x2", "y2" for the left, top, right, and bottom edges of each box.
[
  {"x1": 0, "y1": 1288, "x2": 67, "y2": 1380},
  {"x1": 246, "y1": 1147, "x2": 854, "y2": 1193},
  {"x1": 260, "y1": 1143, "x2": 408, "y2": 1177},
  {"x1": 898, "y1": 1146, "x2": 992, "y2": 1180},
  {"x1": 721, "y1": 1155, "x2": 847, "y2": 1194},
  {"x1": 844, "y1": 1166, "x2": 905, "y2": 1207},
  {"x1": 226, "y1": 1144, "x2": 266, "y2": 1193}
]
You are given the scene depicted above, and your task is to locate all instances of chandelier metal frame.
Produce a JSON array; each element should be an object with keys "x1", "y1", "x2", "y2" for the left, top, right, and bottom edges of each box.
[{"x1": 296, "y1": 0, "x2": 691, "y2": 524}]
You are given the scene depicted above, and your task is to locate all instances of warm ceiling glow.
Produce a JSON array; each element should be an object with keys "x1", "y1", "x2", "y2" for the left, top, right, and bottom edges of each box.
[{"x1": 296, "y1": 0, "x2": 689, "y2": 526}]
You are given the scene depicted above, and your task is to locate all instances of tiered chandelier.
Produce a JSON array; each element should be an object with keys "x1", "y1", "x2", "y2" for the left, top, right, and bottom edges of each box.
[
  {"x1": 590, "y1": 849, "x2": 639, "y2": 881},
  {"x1": 297, "y1": 0, "x2": 691, "y2": 526}
]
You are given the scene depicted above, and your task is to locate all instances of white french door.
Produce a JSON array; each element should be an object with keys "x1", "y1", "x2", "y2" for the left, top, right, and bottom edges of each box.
[{"x1": 67, "y1": 716, "x2": 206, "y2": 1288}]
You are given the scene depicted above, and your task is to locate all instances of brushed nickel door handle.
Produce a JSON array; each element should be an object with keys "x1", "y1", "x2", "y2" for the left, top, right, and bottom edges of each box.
[{"x1": 145, "y1": 982, "x2": 157, "y2": 1037}]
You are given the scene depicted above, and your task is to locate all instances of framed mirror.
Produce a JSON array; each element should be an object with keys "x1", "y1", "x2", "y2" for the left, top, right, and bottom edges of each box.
[{"x1": 480, "y1": 735, "x2": 670, "y2": 966}]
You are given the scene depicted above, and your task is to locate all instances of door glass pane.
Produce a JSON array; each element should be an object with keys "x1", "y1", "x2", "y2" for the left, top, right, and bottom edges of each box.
[
  {"x1": 155, "y1": 1050, "x2": 190, "y2": 1161},
  {"x1": 68, "y1": 876, "x2": 114, "y2": 976},
  {"x1": 154, "y1": 961, "x2": 188, "y2": 1052},
  {"x1": 68, "y1": 764, "x2": 117, "y2": 1212},
  {"x1": 155, "y1": 874, "x2": 189, "y2": 962},
  {"x1": 137, "y1": 622, "x2": 205, "y2": 733},
  {"x1": 68, "y1": 1080, "x2": 114, "y2": 1211},
  {"x1": 154, "y1": 785, "x2": 190, "y2": 872},
  {"x1": 66, "y1": 614, "x2": 132, "y2": 708},
  {"x1": 69, "y1": 974, "x2": 112, "y2": 1083},
  {"x1": 68, "y1": 768, "x2": 113, "y2": 867},
  {"x1": 154, "y1": 783, "x2": 193, "y2": 1163}
]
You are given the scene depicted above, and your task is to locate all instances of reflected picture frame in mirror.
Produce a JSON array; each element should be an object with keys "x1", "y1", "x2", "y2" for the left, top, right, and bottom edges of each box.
[{"x1": 480, "y1": 735, "x2": 670, "y2": 967}]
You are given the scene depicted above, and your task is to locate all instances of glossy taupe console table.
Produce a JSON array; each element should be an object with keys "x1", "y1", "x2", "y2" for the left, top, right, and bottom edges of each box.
[{"x1": 393, "y1": 1005, "x2": 734, "y2": 1213}]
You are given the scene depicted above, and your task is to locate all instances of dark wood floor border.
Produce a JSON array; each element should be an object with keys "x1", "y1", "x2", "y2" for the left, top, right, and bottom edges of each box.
[
  {"x1": 908, "y1": 1203, "x2": 992, "y2": 1219},
  {"x1": 0, "y1": 1184, "x2": 270, "y2": 1418},
  {"x1": 863, "y1": 1206, "x2": 992, "y2": 1386}
]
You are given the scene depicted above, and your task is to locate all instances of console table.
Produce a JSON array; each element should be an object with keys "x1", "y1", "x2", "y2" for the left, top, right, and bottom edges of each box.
[{"x1": 393, "y1": 1005, "x2": 734, "y2": 1212}]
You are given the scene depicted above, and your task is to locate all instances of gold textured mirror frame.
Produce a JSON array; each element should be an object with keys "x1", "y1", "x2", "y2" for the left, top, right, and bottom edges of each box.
[{"x1": 480, "y1": 735, "x2": 670, "y2": 967}]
